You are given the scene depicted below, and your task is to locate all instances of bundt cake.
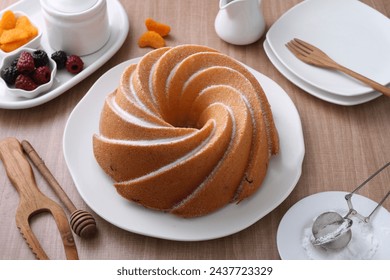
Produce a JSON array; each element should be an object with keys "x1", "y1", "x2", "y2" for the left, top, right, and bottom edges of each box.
[{"x1": 93, "y1": 44, "x2": 279, "y2": 218}]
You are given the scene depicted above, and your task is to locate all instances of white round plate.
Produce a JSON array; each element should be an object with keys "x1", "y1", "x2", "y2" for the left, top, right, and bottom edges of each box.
[
  {"x1": 266, "y1": 0, "x2": 390, "y2": 97},
  {"x1": 277, "y1": 191, "x2": 390, "y2": 259},
  {"x1": 63, "y1": 58, "x2": 305, "y2": 241},
  {"x1": 264, "y1": 40, "x2": 381, "y2": 106},
  {"x1": 0, "y1": 0, "x2": 128, "y2": 109}
]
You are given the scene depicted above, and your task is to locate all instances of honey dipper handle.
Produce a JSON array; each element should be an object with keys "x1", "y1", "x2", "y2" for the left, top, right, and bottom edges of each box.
[{"x1": 21, "y1": 140, "x2": 77, "y2": 213}]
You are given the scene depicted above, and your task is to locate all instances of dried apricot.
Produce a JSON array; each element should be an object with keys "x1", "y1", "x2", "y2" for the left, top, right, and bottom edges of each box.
[
  {"x1": 138, "y1": 31, "x2": 166, "y2": 49},
  {"x1": 0, "y1": 10, "x2": 17, "y2": 30},
  {"x1": 0, "y1": 12, "x2": 38, "y2": 52},
  {"x1": 0, "y1": 29, "x2": 29, "y2": 44},
  {"x1": 16, "y1": 16, "x2": 38, "y2": 37},
  {"x1": 0, "y1": 38, "x2": 29, "y2": 52},
  {"x1": 145, "y1": 18, "x2": 170, "y2": 37}
]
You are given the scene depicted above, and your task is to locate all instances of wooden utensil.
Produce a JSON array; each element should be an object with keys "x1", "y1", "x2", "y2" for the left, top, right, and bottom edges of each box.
[
  {"x1": 0, "y1": 137, "x2": 78, "y2": 260},
  {"x1": 286, "y1": 38, "x2": 390, "y2": 97},
  {"x1": 21, "y1": 140, "x2": 97, "y2": 238}
]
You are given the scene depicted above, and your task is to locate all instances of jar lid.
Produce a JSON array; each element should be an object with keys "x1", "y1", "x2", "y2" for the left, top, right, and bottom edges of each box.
[{"x1": 42, "y1": 0, "x2": 98, "y2": 13}]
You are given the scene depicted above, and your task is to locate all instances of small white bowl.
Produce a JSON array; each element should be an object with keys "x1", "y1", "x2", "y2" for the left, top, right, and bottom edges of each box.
[
  {"x1": 0, "y1": 11, "x2": 42, "y2": 56},
  {"x1": 0, "y1": 48, "x2": 57, "y2": 99}
]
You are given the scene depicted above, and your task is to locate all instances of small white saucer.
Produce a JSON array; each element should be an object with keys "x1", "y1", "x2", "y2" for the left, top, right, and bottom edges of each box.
[{"x1": 277, "y1": 191, "x2": 390, "y2": 259}]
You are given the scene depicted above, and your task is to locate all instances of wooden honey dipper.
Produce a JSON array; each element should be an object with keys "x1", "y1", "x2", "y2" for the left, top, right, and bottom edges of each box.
[{"x1": 21, "y1": 140, "x2": 97, "y2": 238}]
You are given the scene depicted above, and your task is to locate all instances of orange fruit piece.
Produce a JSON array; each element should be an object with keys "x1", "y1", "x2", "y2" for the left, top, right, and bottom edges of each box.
[
  {"x1": 0, "y1": 28, "x2": 29, "y2": 44},
  {"x1": 0, "y1": 12, "x2": 38, "y2": 52},
  {"x1": 145, "y1": 18, "x2": 170, "y2": 37},
  {"x1": 0, "y1": 37, "x2": 29, "y2": 52},
  {"x1": 0, "y1": 10, "x2": 17, "y2": 30},
  {"x1": 138, "y1": 31, "x2": 166, "y2": 49},
  {"x1": 16, "y1": 16, "x2": 38, "y2": 37}
]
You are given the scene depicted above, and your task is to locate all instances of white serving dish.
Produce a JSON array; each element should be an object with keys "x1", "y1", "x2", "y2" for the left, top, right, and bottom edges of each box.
[
  {"x1": 63, "y1": 58, "x2": 305, "y2": 241},
  {"x1": 0, "y1": 0, "x2": 128, "y2": 109}
]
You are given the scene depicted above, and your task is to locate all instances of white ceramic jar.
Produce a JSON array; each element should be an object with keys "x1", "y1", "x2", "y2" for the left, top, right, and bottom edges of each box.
[{"x1": 40, "y1": 0, "x2": 110, "y2": 56}]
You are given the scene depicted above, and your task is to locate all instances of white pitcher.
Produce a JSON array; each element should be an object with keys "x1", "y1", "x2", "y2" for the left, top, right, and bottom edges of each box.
[{"x1": 215, "y1": 0, "x2": 265, "y2": 45}]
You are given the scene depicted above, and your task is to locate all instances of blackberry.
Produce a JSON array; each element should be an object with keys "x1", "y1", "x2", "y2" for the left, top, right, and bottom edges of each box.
[
  {"x1": 66, "y1": 55, "x2": 84, "y2": 74},
  {"x1": 32, "y1": 50, "x2": 49, "y2": 67},
  {"x1": 1, "y1": 65, "x2": 19, "y2": 85},
  {"x1": 10, "y1": 57, "x2": 19, "y2": 67},
  {"x1": 17, "y1": 51, "x2": 35, "y2": 74},
  {"x1": 51, "y1": 51, "x2": 67, "y2": 69}
]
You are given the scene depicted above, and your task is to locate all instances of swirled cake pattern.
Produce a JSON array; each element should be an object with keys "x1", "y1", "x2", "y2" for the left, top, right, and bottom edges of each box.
[{"x1": 93, "y1": 45, "x2": 279, "y2": 217}]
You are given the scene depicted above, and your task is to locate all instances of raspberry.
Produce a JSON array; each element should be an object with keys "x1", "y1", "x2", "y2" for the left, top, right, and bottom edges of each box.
[
  {"x1": 15, "y1": 74, "x2": 38, "y2": 91},
  {"x1": 1, "y1": 65, "x2": 19, "y2": 85},
  {"x1": 17, "y1": 51, "x2": 35, "y2": 74},
  {"x1": 66, "y1": 55, "x2": 84, "y2": 74},
  {"x1": 32, "y1": 66, "x2": 51, "y2": 85},
  {"x1": 32, "y1": 50, "x2": 49, "y2": 67},
  {"x1": 51, "y1": 51, "x2": 67, "y2": 69}
]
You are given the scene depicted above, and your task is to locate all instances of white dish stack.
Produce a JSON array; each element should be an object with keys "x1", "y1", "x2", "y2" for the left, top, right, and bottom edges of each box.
[{"x1": 264, "y1": 0, "x2": 390, "y2": 106}]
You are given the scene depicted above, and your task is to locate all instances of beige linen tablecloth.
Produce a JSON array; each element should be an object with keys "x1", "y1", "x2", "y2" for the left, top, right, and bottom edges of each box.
[{"x1": 0, "y1": 0, "x2": 389, "y2": 259}]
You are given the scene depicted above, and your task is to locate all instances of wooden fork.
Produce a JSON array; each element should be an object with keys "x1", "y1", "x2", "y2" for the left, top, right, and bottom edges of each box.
[{"x1": 286, "y1": 38, "x2": 390, "y2": 97}]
